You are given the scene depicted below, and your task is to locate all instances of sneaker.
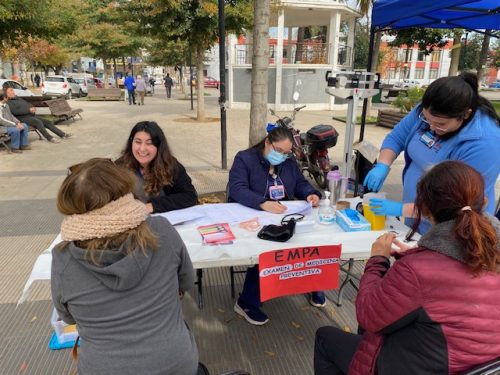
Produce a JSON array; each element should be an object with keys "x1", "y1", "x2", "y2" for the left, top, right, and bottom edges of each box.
[
  {"x1": 49, "y1": 138, "x2": 61, "y2": 144},
  {"x1": 234, "y1": 300, "x2": 269, "y2": 326},
  {"x1": 63, "y1": 133, "x2": 73, "y2": 139},
  {"x1": 20, "y1": 145, "x2": 32, "y2": 150},
  {"x1": 310, "y1": 292, "x2": 327, "y2": 308},
  {"x1": 11, "y1": 148, "x2": 22, "y2": 153}
]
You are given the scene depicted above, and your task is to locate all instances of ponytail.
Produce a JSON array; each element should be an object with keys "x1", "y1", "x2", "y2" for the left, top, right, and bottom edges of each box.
[
  {"x1": 454, "y1": 208, "x2": 499, "y2": 275},
  {"x1": 460, "y1": 72, "x2": 499, "y2": 124},
  {"x1": 411, "y1": 161, "x2": 500, "y2": 276}
]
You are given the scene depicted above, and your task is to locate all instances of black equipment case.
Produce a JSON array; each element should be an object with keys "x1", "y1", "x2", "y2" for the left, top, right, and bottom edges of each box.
[{"x1": 306, "y1": 124, "x2": 338, "y2": 150}]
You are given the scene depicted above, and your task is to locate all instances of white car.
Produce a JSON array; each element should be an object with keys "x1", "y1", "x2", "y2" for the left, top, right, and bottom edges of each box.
[
  {"x1": 0, "y1": 79, "x2": 35, "y2": 97},
  {"x1": 68, "y1": 74, "x2": 96, "y2": 96},
  {"x1": 41, "y1": 75, "x2": 82, "y2": 99},
  {"x1": 394, "y1": 79, "x2": 422, "y2": 89}
]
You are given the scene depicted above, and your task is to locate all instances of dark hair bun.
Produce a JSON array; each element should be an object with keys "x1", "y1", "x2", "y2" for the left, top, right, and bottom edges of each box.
[{"x1": 460, "y1": 72, "x2": 479, "y2": 94}]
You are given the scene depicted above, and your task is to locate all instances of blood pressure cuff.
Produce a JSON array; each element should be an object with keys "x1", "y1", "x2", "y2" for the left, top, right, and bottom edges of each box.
[{"x1": 257, "y1": 214, "x2": 302, "y2": 242}]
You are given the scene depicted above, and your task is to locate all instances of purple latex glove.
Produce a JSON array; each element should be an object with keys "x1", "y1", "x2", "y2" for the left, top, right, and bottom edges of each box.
[
  {"x1": 363, "y1": 163, "x2": 390, "y2": 192},
  {"x1": 369, "y1": 198, "x2": 403, "y2": 217}
]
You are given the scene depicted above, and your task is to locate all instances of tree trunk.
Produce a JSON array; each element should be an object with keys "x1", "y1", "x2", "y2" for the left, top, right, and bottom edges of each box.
[
  {"x1": 196, "y1": 45, "x2": 205, "y2": 121},
  {"x1": 249, "y1": 0, "x2": 270, "y2": 147},
  {"x1": 112, "y1": 58, "x2": 117, "y2": 87},
  {"x1": 448, "y1": 30, "x2": 462, "y2": 76},
  {"x1": 476, "y1": 30, "x2": 491, "y2": 85},
  {"x1": 122, "y1": 57, "x2": 126, "y2": 73},
  {"x1": 179, "y1": 66, "x2": 184, "y2": 94},
  {"x1": 102, "y1": 57, "x2": 108, "y2": 88}
]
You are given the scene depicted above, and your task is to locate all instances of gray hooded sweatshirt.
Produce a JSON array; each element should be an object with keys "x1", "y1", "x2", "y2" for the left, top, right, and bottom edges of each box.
[{"x1": 51, "y1": 216, "x2": 198, "y2": 375}]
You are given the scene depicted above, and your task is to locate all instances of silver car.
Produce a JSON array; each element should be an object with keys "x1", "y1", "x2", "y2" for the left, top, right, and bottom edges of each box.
[{"x1": 41, "y1": 75, "x2": 82, "y2": 99}]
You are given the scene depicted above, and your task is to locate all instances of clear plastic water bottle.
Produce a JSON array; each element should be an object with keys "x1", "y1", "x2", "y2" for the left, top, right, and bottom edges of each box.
[
  {"x1": 327, "y1": 170, "x2": 343, "y2": 209},
  {"x1": 318, "y1": 191, "x2": 336, "y2": 225}
]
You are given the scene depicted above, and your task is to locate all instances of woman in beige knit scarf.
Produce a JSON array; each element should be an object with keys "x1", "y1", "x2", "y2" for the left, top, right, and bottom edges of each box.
[{"x1": 51, "y1": 158, "x2": 200, "y2": 375}]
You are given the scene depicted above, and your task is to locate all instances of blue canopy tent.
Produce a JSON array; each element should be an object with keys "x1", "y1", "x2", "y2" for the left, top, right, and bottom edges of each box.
[{"x1": 359, "y1": 0, "x2": 500, "y2": 141}]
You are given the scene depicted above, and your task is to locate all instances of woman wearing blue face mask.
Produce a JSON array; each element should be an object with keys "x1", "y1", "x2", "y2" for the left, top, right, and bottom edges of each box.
[{"x1": 228, "y1": 126, "x2": 322, "y2": 325}]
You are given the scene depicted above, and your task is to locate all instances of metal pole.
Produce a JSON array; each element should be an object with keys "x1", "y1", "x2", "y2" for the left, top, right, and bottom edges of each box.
[
  {"x1": 359, "y1": 26, "x2": 376, "y2": 142},
  {"x1": 189, "y1": 48, "x2": 194, "y2": 110},
  {"x1": 218, "y1": 0, "x2": 227, "y2": 170}
]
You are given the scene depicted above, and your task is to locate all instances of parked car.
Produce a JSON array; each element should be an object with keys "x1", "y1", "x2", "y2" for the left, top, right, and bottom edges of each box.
[
  {"x1": 68, "y1": 73, "x2": 96, "y2": 96},
  {"x1": 488, "y1": 81, "x2": 500, "y2": 89},
  {"x1": 204, "y1": 76, "x2": 220, "y2": 89},
  {"x1": 41, "y1": 75, "x2": 82, "y2": 98},
  {"x1": 394, "y1": 79, "x2": 422, "y2": 89},
  {"x1": 0, "y1": 79, "x2": 35, "y2": 97},
  {"x1": 189, "y1": 75, "x2": 220, "y2": 89}
]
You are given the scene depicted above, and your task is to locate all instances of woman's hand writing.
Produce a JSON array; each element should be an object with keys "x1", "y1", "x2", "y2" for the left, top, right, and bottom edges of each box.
[
  {"x1": 260, "y1": 201, "x2": 287, "y2": 214},
  {"x1": 307, "y1": 194, "x2": 320, "y2": 207}
]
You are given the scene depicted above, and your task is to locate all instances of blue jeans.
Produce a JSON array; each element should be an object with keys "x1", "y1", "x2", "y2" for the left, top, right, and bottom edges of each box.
[
  {"x1": 239, "y1": 265, "x2": 325, "y2": 308},
  {"x1": 127, "y1": 89, "x2": 136, "y2": 104},
  {"x1": 7, "y1": 124, "x2": 29, "y2": 149},
  {"x1": 239, "y1": 266, "x2": 261, "y2": 308}
]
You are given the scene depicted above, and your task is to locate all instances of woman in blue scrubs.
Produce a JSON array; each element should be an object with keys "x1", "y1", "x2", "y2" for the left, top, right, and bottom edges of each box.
[{"x1": 364, "y1": 72, "x2": 500, "y2": 233}]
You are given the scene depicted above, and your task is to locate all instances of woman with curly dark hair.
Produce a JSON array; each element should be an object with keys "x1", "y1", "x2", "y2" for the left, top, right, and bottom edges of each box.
[{"x1": 118, "y1": 121, "x2": 198, "y2": 213}]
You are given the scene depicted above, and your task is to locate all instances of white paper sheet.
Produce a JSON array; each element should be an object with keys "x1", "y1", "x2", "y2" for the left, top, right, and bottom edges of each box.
[{"x1": 153, "y1": 205, "x2": 205, "y2": 225}]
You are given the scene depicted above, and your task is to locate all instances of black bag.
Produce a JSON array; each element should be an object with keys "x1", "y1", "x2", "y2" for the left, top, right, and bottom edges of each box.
[{"x1": 257, "y1": 214, "x2": 303, "y2": 242}]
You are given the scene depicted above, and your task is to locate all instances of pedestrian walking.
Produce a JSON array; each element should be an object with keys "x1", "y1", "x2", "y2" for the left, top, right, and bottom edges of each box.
[
  {"x1": 135, "y1": 75, "x2": 146, "y2": 106},
  {"x1": 124, "y1": 73, "x2": 136, "y2": 105},
  {"x1": 164, "y1": 73, "x2": 173, "y2": 99},
  {"x1": 149, "y1": 77, "x2": 156, "y2": 94}
]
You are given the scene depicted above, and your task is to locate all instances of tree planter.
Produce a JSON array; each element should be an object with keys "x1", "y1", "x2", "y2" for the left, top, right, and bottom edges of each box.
[{"x1": 376, "y1": 110, "x2": 406, "y2": 129}]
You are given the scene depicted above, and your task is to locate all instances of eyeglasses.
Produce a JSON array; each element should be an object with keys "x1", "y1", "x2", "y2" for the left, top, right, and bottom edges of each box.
[
  {"x1": 418, "y1": 112, "x2": 464, "y2": 132},
  {"x1": 67, "y1": 158, "x2": 114, "y2": 176},
  {"x1": 271, "y1": 143, "x2": 293, "y2": 158}
]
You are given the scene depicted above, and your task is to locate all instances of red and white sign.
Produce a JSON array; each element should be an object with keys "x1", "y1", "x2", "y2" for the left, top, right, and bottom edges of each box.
[{"x1": 258, "y1": 245, "x2": 341, "y2": 302}]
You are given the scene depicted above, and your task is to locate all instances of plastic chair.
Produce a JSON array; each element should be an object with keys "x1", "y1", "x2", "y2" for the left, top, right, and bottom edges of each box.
[{"x1": 461, "y1": 358, "x2": 500, "y2": 375}]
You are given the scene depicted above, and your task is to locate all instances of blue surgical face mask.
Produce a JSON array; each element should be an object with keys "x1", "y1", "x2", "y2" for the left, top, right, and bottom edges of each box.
[{"x1": 266, "y1": 149, "x2": 288, "y2": 165}]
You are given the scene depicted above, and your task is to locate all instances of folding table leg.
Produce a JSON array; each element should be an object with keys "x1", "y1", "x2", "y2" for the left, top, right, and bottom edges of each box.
[
  {"x1": 336, "y1": 258, "x2": 359, "y2": 306},
  {"x1": 196, "y1": 269, "x2": 204, "y2": 309},
  {"x1": 230, "y1": 266, "x2": 235, "y2": 299}
]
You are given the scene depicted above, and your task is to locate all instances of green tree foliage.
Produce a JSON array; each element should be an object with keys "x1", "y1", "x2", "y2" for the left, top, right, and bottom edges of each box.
[
  {"x1": 124, "y1": 0, "x2": 253, "y2": 120},
  {"x1": 459, "y1": 33, "x2": 482, "y2": 71},
  {"x1": 0, "y1": 0, "x2": 79, "y2": 44},
  {"x1": 388, "y1": 28, "x2": 448, "y2": 54},
  {"x1": 353, "y1": 21, "x2": 369, "y2": 69}
]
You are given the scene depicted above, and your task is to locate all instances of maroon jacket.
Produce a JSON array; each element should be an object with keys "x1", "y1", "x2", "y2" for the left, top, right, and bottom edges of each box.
[{"x1": 349, "y1": 216, "x2": 500, "y2": 375}]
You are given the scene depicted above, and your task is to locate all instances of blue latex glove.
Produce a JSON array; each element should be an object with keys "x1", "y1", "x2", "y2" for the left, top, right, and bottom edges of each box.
[
  {"x1": 369, "y1": 198, "x2": 403, "y2": 217},
  {"x1": 363, "y1": 163, "x2": 390, "y2": 192}
]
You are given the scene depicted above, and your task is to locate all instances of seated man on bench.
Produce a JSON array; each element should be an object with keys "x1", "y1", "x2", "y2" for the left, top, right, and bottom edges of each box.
[
  {"x1": 3, "y1": 85, "x2": 72, "y2": 144},
  {"x1": 0, "y1": 93, "x2": 31, "y2": 153}
]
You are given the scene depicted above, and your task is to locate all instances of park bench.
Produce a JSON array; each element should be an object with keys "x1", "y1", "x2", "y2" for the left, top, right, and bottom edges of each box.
[
  {"x1": 86, "y1": 88, "x2": 122, "y2": 101},
  {"x1": 376, "y1": 109, "x2": 406, "y2": 129},
  {"x1": 46, "y1": 98, "x2": 83, "y2": 122},
  {"x1": 0, "y1": 133, "x2": 11, "y2": 152}
]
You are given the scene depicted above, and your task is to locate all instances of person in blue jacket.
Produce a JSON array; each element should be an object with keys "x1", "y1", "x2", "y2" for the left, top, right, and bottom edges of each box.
[
  {"x1": 228, "y1": 126, "x2": 322, "y2": 325},
  {"x1": 124, "y1": 72, "x2": 136, "y2": 105},
  {"x1": 364, "y1": 72, "x2": 500, "y2": 234}
]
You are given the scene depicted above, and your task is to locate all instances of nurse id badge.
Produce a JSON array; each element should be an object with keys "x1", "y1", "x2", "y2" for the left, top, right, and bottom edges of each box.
[
  {"x1": 269, "y1": 185, "x2": 285, "y2": 200},
  {"x1": 420, "y1": 131, "x2": 436, "y2": 148}
]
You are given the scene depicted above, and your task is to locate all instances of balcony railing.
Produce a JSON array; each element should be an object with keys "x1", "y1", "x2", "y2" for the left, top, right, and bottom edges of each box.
[{"x1": 233, "y1": 43, "x2": 351, "y2": 66}]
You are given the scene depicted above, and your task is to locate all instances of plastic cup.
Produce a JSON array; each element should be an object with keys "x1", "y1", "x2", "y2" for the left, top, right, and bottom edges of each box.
[{"x1": 362, "y1": 192, "x2": 387, "y2": 231}]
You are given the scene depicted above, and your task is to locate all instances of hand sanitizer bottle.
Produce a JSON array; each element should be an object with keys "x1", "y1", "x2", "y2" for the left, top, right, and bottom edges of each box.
[{"x1": 318, "y1": 191, "x2": 335, "y2": 225}]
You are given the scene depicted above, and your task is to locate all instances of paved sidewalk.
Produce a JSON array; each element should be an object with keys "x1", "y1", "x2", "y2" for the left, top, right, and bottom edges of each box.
[{"x1": 0, "y1": 87, "x2": 405, "y2": 374}]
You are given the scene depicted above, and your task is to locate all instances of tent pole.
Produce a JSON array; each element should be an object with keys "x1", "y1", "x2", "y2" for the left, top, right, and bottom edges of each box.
[{"x1": 359, "y1": 26, "x2": 376, "y2": 142}]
